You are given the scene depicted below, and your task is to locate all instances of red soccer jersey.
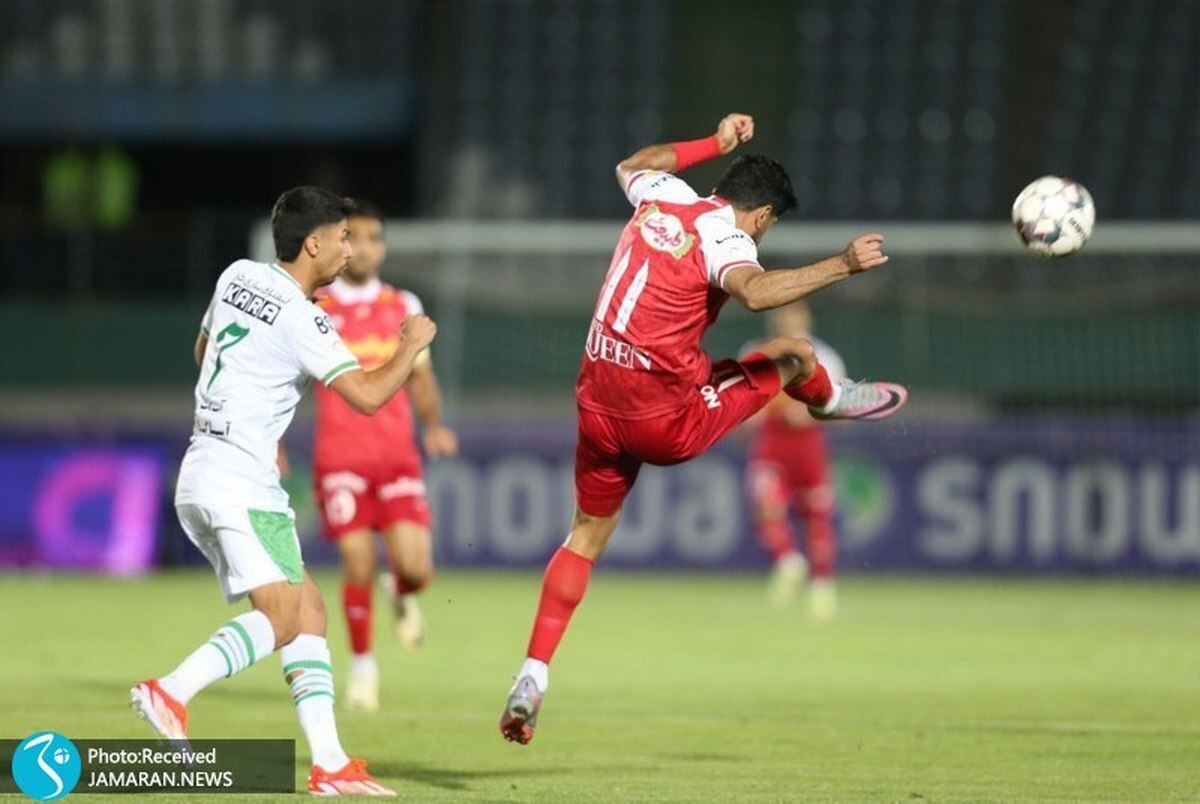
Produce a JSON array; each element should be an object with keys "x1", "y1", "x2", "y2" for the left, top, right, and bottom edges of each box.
[
  {"x1": 576, "y1": 170, "x2": 764, "y2": 419},
  {"x1": 313, "y1": 278, "x2": 424, "y2": 468}
]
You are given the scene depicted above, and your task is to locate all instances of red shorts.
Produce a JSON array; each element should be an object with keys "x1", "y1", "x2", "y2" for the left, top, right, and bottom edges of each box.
[
  {"x1": 747, "y1": 426, "x2": 834, "y2": 515},
  {"x1": 314, "y1": 457, "x2": 431, "y2": 539},
  {"x1": 575, "y1": 352, "x2": 782, "y2": 516}
]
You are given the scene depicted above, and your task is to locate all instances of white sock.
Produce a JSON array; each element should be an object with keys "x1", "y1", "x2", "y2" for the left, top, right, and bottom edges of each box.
[
  {"x1": 282, "y1": 634, "x2": 350, "y2": 771},
  {"x1": 159, "y1": 610, "x2": 275, "y2": 704},
  {"x1": 350, "y1": 654, "x2": 377, "y2": 677},
  {"x1": 819, "y1": 380, "x2": 843, "y2": 414},
  {"x1": 520, "y1": 658, "x2": 549, "y2": 693}
]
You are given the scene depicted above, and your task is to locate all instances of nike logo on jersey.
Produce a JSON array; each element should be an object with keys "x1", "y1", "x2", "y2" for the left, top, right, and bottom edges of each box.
[
  {"x1": 221, "y1": 282, "x2": 282, "y2": 324},
  {"x1": 714, "y1": 232, "x2": 752, "y2": 245}
]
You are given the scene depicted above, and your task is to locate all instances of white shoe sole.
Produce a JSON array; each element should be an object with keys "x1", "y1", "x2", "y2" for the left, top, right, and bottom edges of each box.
[{"x1": 129, "y1": 685, "x2": 189, "y2": 747}]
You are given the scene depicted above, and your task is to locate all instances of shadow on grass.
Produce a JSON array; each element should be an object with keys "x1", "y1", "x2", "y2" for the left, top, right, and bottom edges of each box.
[
  {"x1": 367, "y1": 760, "x2": 571, "y2": 792},
  {"x1": 77, "y1": 678, "x2": 283, "y2": 702},
  {"x1": 656, "y1": 752, "x2": 742, "y2": 763}
]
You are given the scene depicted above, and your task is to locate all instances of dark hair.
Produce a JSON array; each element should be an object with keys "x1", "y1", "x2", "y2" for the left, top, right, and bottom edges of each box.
[
  {"x1": 348, "y1": 197, "x2": 383, "y2": 222},
  {"x1": 713, "y1": 155, "x2": 798, "y2": 217},
  {"x1": 270, "y1": 186, "x2": 355, "y2": 261}
]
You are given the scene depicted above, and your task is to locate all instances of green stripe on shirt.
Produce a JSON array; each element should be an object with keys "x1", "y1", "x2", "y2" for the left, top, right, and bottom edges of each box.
[{"x1": 321, "y1": 360, "x2": 359, "y2": 385}]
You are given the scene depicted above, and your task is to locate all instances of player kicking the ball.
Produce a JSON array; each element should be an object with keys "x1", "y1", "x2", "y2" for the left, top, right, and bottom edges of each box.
[
  {"x1": 499, "y1": 113, "x2": 907, "y2": 744},
  {"x1": 312, "y1": 199, "x2": 457, "y2": 711},
  {"x1": 131, "y1": 187, "x2": 436, "y2": 796}
]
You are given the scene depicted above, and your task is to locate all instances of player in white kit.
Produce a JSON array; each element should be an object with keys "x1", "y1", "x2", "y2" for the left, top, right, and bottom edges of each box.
[{"x1": 130, "y1": 187, "x2": 436, "y2": 797}]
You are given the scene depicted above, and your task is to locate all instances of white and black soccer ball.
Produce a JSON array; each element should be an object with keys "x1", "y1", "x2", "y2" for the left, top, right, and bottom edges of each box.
[{"x1": 1011, "y1": 176, "x2": 1095, "y2": 257}]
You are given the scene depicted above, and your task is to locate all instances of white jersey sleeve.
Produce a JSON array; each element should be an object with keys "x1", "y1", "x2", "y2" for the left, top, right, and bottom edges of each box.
[
  {"x1": 397, "y1": 289, "x2": 431, "y2": 367},
  {"x1": 695, "y1": 208, "x2": 762, "y2": 289},
  {"x1": 623, "y1": 170, "x2": 699, "y2": 207},
  {"x1": 399, "y1": 289, "x2": 424, "y2": 315},
  {"x1": 285, "y1": 301, "x2": 361, "y2": 386}
]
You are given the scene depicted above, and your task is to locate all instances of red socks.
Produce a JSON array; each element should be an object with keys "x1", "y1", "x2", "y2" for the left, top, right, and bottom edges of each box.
[
  {"x1": 757, "y1": 516, "x2": 798, "y2": 563},
  {"x1": 342, "y1": 582, "x2": 373, "y2": 656},
  {"x1": 784, "y1": 363, "x2": 834, "y2": 408},
  {"x1": 526, "y1": 547, "x2": 594, "y2": 664},
  {"x1": 805, "y1": 510, "x2": 836, "y2": 580}
]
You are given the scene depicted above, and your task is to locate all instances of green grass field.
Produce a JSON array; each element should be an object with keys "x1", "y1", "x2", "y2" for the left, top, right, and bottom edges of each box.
[{"x1": 1, "y1": 570, "x2": 1197, "y2": 802}]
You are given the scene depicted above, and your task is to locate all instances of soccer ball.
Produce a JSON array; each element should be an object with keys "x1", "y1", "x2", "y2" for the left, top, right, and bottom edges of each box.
[
  {"x1": 1011, "y1": 176, "x2": 1095, "y2": 257},
  {"x1": 53, "y1": 748, "x2": 70, "y2": 765}
]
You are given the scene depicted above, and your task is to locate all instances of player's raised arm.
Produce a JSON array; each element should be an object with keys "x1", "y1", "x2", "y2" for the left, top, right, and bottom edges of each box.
[
  {"x1": 330, "y1": 314, "x2": 438, "y2": 415},
  {"x1": 724, "y1": 233, "x2": 889, "y2": 312},
  {"x1": 615, "y1": 112, "x2": 755, "y2": 191}
]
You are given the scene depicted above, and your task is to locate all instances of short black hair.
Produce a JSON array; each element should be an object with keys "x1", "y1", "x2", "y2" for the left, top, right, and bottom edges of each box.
[
  {"x1": 270, "y1": 186, "x2": 355, "y2": 261},
  {"x1": 713, "y1": 155, "x2": 798, "y2": 217},
  {"x1": 348, "y1": 197, "x2": 383, "y2": 222}
]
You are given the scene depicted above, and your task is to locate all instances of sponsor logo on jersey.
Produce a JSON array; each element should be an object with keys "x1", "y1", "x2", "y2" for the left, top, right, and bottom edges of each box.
[
  {"x1": 221, "y1": 282, "x2": 282, "y2": 324},
  {"x1": 320, "y1": 471, "x2": 369, "y2": 493},
  {"x1": 379, "y1": 476, "x2": 427, "y2": 500},
  {"x1": 635, "y1": 204, "x2": 696, "y2": 258},
  {"x1": 585, "y1": 321, "x2": 652, "y2": 370},
  {"x1": 344, "y1": 334, "x2": 401, "y2": 369}
]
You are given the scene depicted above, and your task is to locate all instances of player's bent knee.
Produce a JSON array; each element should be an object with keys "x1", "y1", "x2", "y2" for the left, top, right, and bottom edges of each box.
[
  {"x1": 393, "y1": 564, "x2": 433, "y2": 594},
  {"x1": 566, "y1": 507, "x2": 621, "y2": 561},
  {"x1": 786, "y1": 337, "x2": 817, "y2": 370},
  {"x1": 759, "y1": 336, "x2": 817, "y2": 386}
]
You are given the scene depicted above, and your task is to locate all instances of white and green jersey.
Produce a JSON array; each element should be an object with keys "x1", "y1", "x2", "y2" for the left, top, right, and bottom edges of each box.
[{"x1": 176, "y1": 259, "x2": 361, "y2": 510}]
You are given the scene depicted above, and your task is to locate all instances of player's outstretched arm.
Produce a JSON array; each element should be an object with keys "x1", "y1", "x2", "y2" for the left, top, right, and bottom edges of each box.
[
  {"x1": 330, "y1": 314, "x2": 438, "y2": 415},
  {"x1": 614, "y1": 113, "x2": 755, "y2": 189},
  {"x1": 724, "y1": 233, "x2": 889, "y2": 312}
]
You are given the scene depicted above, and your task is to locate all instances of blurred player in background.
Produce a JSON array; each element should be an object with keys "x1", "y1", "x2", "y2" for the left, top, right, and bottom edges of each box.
[
  {"x1": 132, "y1": 187, "x2": 436, "y2": 797},
  {"x1": 745, "y1": 301, "x2": 844, "y2": 621},
  {"x1": 312, "y1": 200, "x2": 458, "y2": 712},
  {"x1": 499, "y1": 113, "x2": 908, "y2": 744}
]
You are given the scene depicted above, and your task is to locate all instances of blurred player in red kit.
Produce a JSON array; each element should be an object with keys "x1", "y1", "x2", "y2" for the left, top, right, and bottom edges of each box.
[
  {"x1": 499, "y1": 113, "x2": 908, "y2": 744},
  {"x1": 312, "y1": 200, "x2": 458, "y2": 711},
  {"x1": 745, "y1": 301, "x2": 844, "y2": 621}
]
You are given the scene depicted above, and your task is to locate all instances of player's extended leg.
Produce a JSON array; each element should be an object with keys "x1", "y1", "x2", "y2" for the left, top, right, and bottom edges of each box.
[
  {"x1": 748, "y1": 461, "x2": 808, "y2": 607},
  {"x1": 380, "y1": 520, "x2": 434, "y2": 651},
  {"x1": 132, "y1": 507, "x2": 301, "y2": 741},
  {"x1": 757, "y1": 336, "x2": 908, "y2": 420},
  {"x1": 336, "y1": 530, "x2": 380, "y2": 711},
  {"x1": 132, "y1": 585, "x2": 285, "y2": 742},
  {"x1": 287, "y1": 571, "x2": 395, "y2": 797},
  {"x1": 500, "y1": 506, "x2": 621, "y2": 745}
]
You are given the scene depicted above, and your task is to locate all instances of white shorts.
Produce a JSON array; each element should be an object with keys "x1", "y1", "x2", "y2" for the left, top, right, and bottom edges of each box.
[{"x1": 177, "y1": 503, "x2": 305, "y2": 603}]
